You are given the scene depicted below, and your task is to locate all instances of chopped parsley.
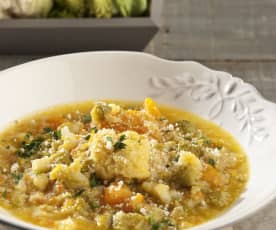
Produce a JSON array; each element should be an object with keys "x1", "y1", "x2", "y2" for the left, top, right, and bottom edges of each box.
[
  {"x1": 150, "y1": 218, "x2": 174, "y2": 230},
  {"x1": 16, "y1": 137, "x2": 44, "y2": 158},
  {"x1": 43, "y1": 127, "x2": 61, "y2": 140},
  {"x1": 84, "y1": 134, "x2": 91, "y2": 140},
  {"x1": 73, "y1": 189, "x2": 85, "y2": 198},
  {"x1": 89, "y1": 173, "x2": 99, "y2": 187},
  {"x1": 24, "y1": 133, "x2": 31, "y2": 139},
  {"x1": 150, "y1": 217, "x2": 162, "y2": 230},
  {"x1": 53, "y1": 130, "x2": 61, "y2": 140},
  {"x1": 43, "y1": 127, "x2": 53, "y2": 133},
  {"x1": 114, "y1": 134, "x2": 127, "y2": 152},
  {"x1": 11, "y1": 172, "x2": 23, "y2": 184},
  {"x1": 207, "y1": 158, "x2": 216, "y2": 167},
  {"x1": 91, "y1": 127, "x2": 98, "y2": 133},
  {"x1": 82, "y1": 114, "x2": 92, "y2": 123}
]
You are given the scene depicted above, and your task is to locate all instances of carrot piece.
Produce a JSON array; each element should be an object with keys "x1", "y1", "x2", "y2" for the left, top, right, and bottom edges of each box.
[{"x1": 103, "y1": 181, "x2": 132, "y2": 206}]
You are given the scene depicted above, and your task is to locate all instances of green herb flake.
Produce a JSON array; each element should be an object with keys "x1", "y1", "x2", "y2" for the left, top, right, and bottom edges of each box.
[
  {"x1": 91, "y1": 127, "x2": 98, "y2": 133},
  {"x1": 207, "y1": 158, "x2": 216, "y2": 167},
  {"x1": 150, "y1": 217, "x2": 162, "y2": 230},
  {"x1": 150, "y1": 218, "x2": 173, "y2": 230},
  {"x1": 43, "y1": 127, "x2": 53, "y2": 133},
  {"x1": 84, "y1": 134, "x2": 91, "y2": 140},
  {"x1": 82, "y1": 114, "x2": 92, "y2": 123},
  {"x1": 53, "y1": 130, "x2": 62, "y2": 140},
  {"x1": 5, "y1": 146, "x2": 10, "y2": 150},
  {"x1": 89, "y1": 173, "x2": 99, "y2": 187},
  {"x1": 2, "y1": 190, "x2": 7, "y2": 198},
  {"x1": 11, "y1": 172, "x2": 23, "y2": 184},
  {"x1": 114, "y1": 135, "x2": 127, "y2": 152},
  {"x1": 24, "y1": 133, "x2": 31, "y2": 139},
  {"x1": 73, "y1": 189, "x2": 85, "y2": 198},
  {"x1": 16, "y1": 137, "x2": 44, "y2": 158}
]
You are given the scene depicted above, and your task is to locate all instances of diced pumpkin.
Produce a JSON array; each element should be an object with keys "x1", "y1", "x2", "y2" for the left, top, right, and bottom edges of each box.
[
  {"x1": 144, "y1": 98, "x2": 162, "y2": 118},
  {"x1": 103, "y1": 182, "x2": 132, "y2": 206},
  {"x1": 202, "y1": 164, "x2": 223, "y2": 187}
]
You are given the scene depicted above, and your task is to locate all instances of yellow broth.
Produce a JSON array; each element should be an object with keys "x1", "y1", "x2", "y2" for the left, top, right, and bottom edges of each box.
[{"x1": 0, "y1": 99, "x2": 248, "y2": 229}]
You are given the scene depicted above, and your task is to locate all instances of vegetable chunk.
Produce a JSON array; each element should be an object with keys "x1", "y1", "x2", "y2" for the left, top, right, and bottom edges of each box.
[
  {"x1": 113, "y1": 211, "x2": 150, "y2": 230},
  {"x1": 174, "y1": 151, "x2": 203, "y2": 187},
  {"x1": 89, "y1": 129, "x2": 150, "y2": 180}
]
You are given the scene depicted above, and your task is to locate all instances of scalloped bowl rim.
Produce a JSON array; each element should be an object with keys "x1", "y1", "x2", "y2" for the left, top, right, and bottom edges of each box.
[{"x1": 0, "y1": 51, "x2": 275, "y2": 230}]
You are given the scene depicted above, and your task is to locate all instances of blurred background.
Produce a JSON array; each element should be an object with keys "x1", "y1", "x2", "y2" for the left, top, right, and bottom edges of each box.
[{"x1": 0, "y1": 1, "x2": 276, "y2": 229}]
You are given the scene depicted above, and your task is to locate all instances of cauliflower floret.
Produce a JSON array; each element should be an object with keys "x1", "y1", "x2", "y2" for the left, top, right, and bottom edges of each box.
[
  {"x1": 50, "y1": 159, "x2": 88, "y2": 189},
  {"x1": 112, "y1": 211, "x2": 150, "y2": 230},
  {"x1": 175, "y1": 151, "x2": 202, "y2": 187},
  {"x1": 32, "y1": 156, "x2": 51, "y2": 173},
  {"x1": 142, "y1": 182, "x2": 171, "y2": 204},
  {"x1": 89, "y1": 129, "x2": 150, "y2": 180}
]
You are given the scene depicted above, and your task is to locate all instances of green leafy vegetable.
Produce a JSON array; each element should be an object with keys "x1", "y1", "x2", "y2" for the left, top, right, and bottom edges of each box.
[
  {"x1": 90, "y1": 0, "x2": 113, "y2": 18},
  {"x1": 52, "y1": 0, "x2": 86, "y2": 17},
  {"x1": 114, "y1": 134, "x2": 126, "y2": 152},
  {"x1": 114, "y1": 0, "x2": 148, "y2": 17}
]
